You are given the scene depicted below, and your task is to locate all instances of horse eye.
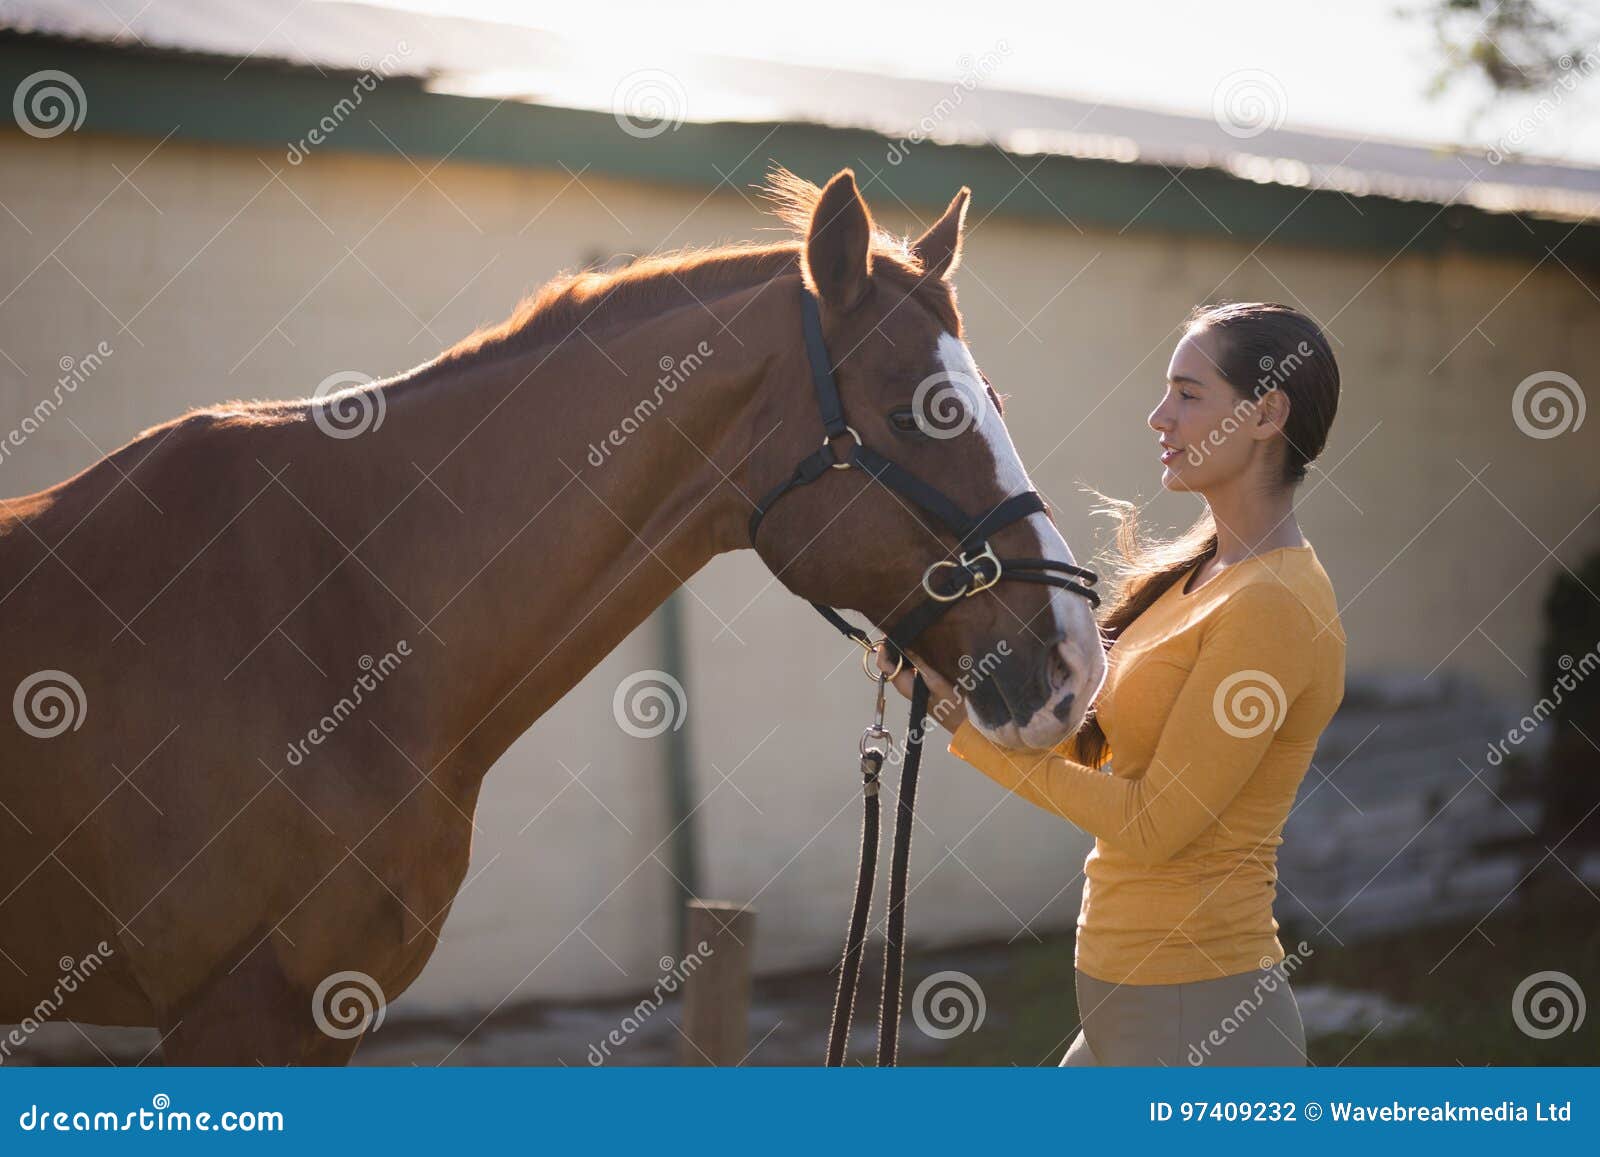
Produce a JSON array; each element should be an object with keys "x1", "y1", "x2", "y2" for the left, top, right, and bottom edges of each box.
[{"x1": 888, "y1": 408, "x2": 921, "y2": 434}]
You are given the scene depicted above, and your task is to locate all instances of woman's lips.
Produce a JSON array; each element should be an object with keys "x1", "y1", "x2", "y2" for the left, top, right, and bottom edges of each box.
[{"x1": 1160, "y1": 446, "x2": 1181, "y2": 463}]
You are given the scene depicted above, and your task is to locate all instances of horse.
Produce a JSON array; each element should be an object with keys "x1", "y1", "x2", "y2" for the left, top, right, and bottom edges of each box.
[{"x1": 0, "y1": 166, "x2": 1105, "y2": 1063}]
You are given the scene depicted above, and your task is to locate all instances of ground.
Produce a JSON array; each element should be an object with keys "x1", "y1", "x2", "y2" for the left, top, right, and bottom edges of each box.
[{"x1": 8, "y1": 868, "x2": 1592, "y2": 1066}]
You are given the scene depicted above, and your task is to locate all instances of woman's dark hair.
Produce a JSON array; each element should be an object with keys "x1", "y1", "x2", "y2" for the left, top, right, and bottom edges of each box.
[{"x1": 1068, "y1": 301, "x2": 1340, "y2": 770}]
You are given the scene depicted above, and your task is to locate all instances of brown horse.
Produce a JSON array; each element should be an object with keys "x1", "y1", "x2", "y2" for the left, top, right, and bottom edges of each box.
[{"x1": 0, "y1": 167, "x2": 1104, "y2": 1063}]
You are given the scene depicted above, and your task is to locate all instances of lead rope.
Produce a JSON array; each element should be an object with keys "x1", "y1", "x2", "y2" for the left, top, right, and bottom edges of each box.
[
  {"x1": 825, "y1": 663, "x2": 929, "y2": 1067},
  {"x1": 824, "y1": 741, "x2": 878, "y2": 1066},
  {"x1": 877, "y1": 671, "x2": 929, "y2": 1067}
]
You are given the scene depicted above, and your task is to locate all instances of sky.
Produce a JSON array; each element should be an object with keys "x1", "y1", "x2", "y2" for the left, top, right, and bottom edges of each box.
[{"x1": 368, "y1": 0, "x2": 1600, "y2": 166}]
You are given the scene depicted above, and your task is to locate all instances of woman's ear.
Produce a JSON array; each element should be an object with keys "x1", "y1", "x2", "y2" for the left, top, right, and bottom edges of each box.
[
  {"x1": 1254, "y1": 386, "x2": 1292, "y2": 440},
  {"x1": 805, "y1": 169, "x2": 873, "y2": 311}
]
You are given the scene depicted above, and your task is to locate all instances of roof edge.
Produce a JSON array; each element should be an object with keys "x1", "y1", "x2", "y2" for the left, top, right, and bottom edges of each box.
[{"x1": 2, "y1": 37, "x2": 1597, "y2": 267}]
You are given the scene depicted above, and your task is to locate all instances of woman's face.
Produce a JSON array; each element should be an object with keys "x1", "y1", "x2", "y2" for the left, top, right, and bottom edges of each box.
[{"x1": 1148, "y1": 327, "x2": 1267, "y2": 493}]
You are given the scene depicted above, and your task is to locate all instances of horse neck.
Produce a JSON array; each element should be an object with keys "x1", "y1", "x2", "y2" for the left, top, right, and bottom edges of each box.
[{"x1": 344, "y1": 279, "x2": 786, "y2": 773}]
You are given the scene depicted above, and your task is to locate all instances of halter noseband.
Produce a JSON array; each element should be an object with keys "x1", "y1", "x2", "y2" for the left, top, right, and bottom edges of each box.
[{"x1": 747, "y1": 284, "x2": 1102, "y2": 666}]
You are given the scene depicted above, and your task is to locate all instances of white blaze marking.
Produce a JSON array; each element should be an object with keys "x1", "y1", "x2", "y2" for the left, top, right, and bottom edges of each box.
[
  {"x1": 934, "y1": 332, "x2": 1102, "y2": 732},
  {"x1": 934, "y1": 331, "x2": 1077, "y2": 569}
]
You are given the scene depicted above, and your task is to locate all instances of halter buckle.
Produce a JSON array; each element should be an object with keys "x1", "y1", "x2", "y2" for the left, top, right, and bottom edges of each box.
[
  {"x1": 921, "y1": 543, "x2": 1003, "y2": 602},
  {"x1": 821, "y1": 426, "x2": 862, "y2": 470},
  {"x1": 961, "y1": 544, "x2": 1003, "y2": 595}
]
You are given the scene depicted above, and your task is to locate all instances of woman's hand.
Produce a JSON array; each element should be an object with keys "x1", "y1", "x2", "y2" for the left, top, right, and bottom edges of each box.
[{"x1": 874, "y1": 647, "x2": 969, "y2": 735}]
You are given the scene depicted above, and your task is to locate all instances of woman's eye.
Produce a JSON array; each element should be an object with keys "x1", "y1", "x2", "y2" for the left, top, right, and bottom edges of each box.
[{"x1": 1179, "y1": 391, "x2": 1196, "y2": 401}]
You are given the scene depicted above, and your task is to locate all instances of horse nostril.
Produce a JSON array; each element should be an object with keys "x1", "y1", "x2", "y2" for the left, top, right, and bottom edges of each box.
[
  {"x1": 1048, "y1": 641, "x2": 1073, "y2": 690},
  {"x1": 1052, "y1": 692, "x2": 1077, "y2": 722}
]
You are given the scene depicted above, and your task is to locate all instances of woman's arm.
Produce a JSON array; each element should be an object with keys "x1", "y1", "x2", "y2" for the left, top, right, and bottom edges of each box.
[{"x1": 946, "y1": 582, "x2": 1318, "y2": 865}]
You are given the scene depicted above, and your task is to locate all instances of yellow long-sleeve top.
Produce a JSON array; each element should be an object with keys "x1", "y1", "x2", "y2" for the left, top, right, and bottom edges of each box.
[{"x1": 947, "y1": 544, "x2": 1346, "y2": 985}]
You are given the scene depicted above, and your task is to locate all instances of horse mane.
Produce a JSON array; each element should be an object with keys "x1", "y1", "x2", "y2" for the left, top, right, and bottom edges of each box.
[
  {"x1": 438, "y1": 165, "x2": 960, "y2": 369},
  {"x1": 138, "y1": 168, "x2": 968, "y2": 439}
]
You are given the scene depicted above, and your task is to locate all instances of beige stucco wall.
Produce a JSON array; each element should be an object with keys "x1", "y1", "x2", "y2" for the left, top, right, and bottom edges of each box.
[{"x1": 2, "y1": 129, "x2": 1595, "y2": 1013}]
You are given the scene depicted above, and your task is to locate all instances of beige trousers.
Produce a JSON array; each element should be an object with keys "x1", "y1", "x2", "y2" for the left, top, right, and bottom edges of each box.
[{"x1": 1060, "y1": 962, "x2": 1308, "y2": 1067}]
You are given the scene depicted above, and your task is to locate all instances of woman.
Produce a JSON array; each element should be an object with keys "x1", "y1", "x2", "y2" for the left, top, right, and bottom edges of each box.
[{"x1": 881, "y1": 301, "x2": 1345, "y2": 1066}]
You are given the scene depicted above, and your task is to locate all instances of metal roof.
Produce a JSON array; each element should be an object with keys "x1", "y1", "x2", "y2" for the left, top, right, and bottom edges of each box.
[{"x1": 4, "y1": 0, "x2": 1598, "y2": 222}]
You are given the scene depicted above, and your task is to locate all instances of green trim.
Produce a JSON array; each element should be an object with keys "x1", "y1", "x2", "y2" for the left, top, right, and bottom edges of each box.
[{"x1": 3, "y1": 37, "x2": 1598, "y2": 265}]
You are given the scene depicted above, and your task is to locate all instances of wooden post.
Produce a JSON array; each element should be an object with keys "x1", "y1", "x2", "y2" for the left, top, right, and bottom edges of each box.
[{"x1": 679, "y1": 899, "x2": 756, "y2": 1065}]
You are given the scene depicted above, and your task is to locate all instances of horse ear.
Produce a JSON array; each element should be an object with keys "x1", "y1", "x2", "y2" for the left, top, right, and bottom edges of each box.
[
  {"x1": 805, "y1": 169, "x2": 873, "y2": 311},
  {"x1": 910, "y1": 187, "x2": 970, "y2": 280}
]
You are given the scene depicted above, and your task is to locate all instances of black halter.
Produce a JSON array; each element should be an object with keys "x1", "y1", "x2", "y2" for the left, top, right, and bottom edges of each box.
[{"x1": 748, "y1": 285, "x2": 1102, "y2": 663}]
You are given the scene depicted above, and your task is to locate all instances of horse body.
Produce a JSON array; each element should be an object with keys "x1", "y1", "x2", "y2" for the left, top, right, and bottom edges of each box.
[
  {"x1": 0, "y1": 282, "x2": 769, "y2": 1061},
  {"x1": 0, "y1": 169, "x2": 1104, "y2": 1062}
]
